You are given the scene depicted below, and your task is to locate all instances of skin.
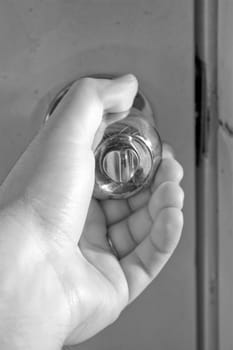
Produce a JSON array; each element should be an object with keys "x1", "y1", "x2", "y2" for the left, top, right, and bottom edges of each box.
[{"x1": 0, "y1": 75, "x2": 184, "y2": 350}]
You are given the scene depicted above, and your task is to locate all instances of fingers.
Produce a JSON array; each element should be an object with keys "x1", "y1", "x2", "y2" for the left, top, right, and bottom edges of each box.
[
  {"x1": 151, "y1": 157, "x2": 184, "y2": 192},
  {"x1": 120, "y1": 207, "x2": 183, "y2": 303},
  {"x1": 102, "y1": 151, "x2": 184, "y2": 227},
  {"x1": 117, "y1": 143, "x2": 184, "y2": 302},
  {"x1": 149, "y1": 182, "x2": 184, "y2": 217},
  {"x1": 105, "y1": 145, "x2": 184, "y2": 304},
  {"x1": 117, "y1": 144, "x2": 183, "y2": 213},
  {"x1": 107, "y1": 180, "x2": 184, "y2": 258},
  {"x1": 101, "y1": 199, "x2": 131, "y2": 226},
  {"x1": 162, "y1": 143, "x2": 175, "y2": 159},
  {"x1": 107, "y1": 206, "x2": 151, "y2": 258},
  {"x1": 79, "y1": 200, "x2": 111, "y2": 253}
]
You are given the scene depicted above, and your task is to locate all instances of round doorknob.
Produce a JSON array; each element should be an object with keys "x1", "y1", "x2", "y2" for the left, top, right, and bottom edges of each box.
[
  {"x1": 44, "y1": 74, "x2": 162, "y2": 200},
  {"x1": 103, "y1": 147, "x2": 139, "y2": 183},
  {"x1": 94, "y1": 113, "x2": 162, "y2": 199}
]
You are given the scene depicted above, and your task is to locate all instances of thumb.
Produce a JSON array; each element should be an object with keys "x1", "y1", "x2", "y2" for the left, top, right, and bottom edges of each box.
[
  {"x1": 0, "y1": 75, "x2": 138, "y2": 243},
  {"x1": 45, "y1": 74, "x2": 138, "y2": 148}
]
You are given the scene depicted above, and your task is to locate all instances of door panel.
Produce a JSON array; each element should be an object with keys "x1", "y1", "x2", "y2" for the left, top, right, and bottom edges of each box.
[{"x1": 0, "y1": 1, "x2": 195, "y2": 349}]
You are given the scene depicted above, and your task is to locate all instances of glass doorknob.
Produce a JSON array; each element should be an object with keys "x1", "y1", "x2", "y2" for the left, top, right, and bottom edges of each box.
[
  {"x1": 94, "y1": 112, "x2": 162, "y2": 199},
  {"x1": 102, "y1": 148, "x2": 139, "y2": 183},
  {"x1": 44, "y1": 75, "x2": 162, "y2": 199}
]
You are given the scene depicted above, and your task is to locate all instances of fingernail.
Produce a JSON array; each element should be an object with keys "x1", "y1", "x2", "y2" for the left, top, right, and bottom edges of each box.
[
  {"x1": 115, "y1": 73, "x2": 137, "y2": 83},
  {"x1": 124, "y1": 73, "x2": 137, "y2": 81}
]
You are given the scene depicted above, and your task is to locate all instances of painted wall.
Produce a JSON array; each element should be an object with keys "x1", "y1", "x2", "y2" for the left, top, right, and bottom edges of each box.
[
  {"x1": 0, "y1": 1, "x2": 195, "y2": 349},
  {"x1": 218, "y1": 1, "x2": 233, "y2": 349}
]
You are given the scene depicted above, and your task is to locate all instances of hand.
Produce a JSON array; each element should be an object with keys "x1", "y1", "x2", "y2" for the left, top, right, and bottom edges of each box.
[{"x1": 0, "y1": 75, "x2": 184, "y2": 349}]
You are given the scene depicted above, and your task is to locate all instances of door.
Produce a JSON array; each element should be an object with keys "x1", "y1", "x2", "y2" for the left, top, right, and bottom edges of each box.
[{"x1": 0, "y1": 1, "x2": 195, "y2": 349}]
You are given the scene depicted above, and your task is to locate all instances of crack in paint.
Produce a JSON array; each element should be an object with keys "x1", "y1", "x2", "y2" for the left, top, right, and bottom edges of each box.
[{"x1": 219, "y1": 119, "x2": 233, "y2": 138}]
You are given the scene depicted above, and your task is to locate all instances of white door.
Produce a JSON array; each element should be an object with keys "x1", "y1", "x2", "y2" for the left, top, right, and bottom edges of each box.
[{"x1": 0, "y1": 1, "x2": 195, "y2": 349}]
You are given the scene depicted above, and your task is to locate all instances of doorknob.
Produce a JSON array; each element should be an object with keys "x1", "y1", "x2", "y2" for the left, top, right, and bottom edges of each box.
[{"x1": 44, "y1": 75, "x2": 162, "y2": 199}]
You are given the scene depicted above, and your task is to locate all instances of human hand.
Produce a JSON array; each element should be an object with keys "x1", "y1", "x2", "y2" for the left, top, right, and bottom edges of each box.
[{"x1": 0, "y1": 75, "x2": 184, "y2": 349}]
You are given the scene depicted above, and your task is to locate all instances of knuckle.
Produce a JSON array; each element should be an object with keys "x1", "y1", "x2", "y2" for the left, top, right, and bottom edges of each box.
[
  {"x1": 169, "y1": 159, "x2": 184, "y2": 180},
  {"x1": 179, "y1": 186, "x2": 185, "y2": 205},
  {"x1": 68, "y1": 77, "x2": 96, "y2": 98},
  {"x1": 165, "y1": 208, "x2": 183, "y2": 233},
  {"x1": 79, "y1": 76, "x2": 96, "y2": 88},
  {"x1": 175, "y1": 185, "x2": 185, "y2": 207},
  {"x1": 161, "y1": 182, "x2": 184, "y2": 207},
  {"x1": 159, "y1": 158, "x2": 184, "y2": 183},
  {"x1": 72, "y1": 77, "x2": 98, "y2": 96},
  {"x1": 162, "y1": 143, "x2": 175, "y2": 158},
  {"x1": 174, "y1": 161, "x2": 184, "y2": 181},
  {"x1": 71, "y1": 77, "x2": 104, "y2": 113},
  {"x1": 156, "y1": 208, "x2": 183, "y2": 254}
]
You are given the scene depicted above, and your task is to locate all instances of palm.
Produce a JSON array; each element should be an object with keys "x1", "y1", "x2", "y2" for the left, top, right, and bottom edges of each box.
[
  {"x1": 79, "y1": 192, "x2": 153, "y2": 301},
  {"x1": 68, "y1": 155, "x2": 184, "y2": 343}
]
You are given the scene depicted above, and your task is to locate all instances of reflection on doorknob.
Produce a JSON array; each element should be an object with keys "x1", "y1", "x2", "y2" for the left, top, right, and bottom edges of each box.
[{"x1": 44, "y1": 75, "x2": 162, "y2": 199}]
